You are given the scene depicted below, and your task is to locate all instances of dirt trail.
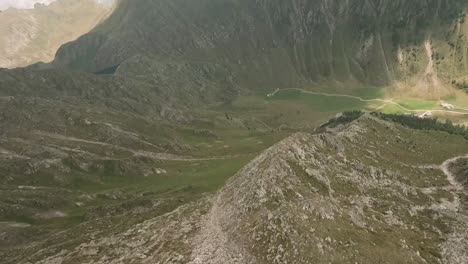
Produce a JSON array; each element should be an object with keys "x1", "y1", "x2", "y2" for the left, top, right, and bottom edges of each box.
[
  {"x1": 439, "y1": 155, "x2": 468, "y2": 264},
  {"x1": 441, "y1": 155, "x2": 467, "y2": 192},
  {"x1": 269, "y1": 88, "x2": 468, "y2": 115},
  {"x1": 439, "y1": 156, "x2": 466, "y2": 212},
  {"x1": 33, "y1": 131, "x2": 254, "y2": 162},
  {"x1": 0, "y1": 222, "x2": 31, "y2": 228},
  {"x1": 189, "y1": 197, "x2": 241, "y2": 264}
]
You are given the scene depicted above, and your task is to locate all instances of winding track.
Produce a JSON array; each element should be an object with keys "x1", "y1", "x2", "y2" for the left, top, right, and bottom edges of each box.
[
  {"x1": 268, "y1": 88, "x2": 468, "y2": 115},
  {"x1": 441, "y1": 155, "x2": 467, "y2": 192},
  {"x1": 32, "y1": 131, "x2": 256, "y2": 162}
]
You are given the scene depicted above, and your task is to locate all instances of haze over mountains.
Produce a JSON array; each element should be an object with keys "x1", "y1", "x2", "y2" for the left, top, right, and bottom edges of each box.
[
  {"x1": 0, "y1": 0, "x2": 115, "y2": 10},
  {"x1": 0, "y1": 0, "x2": 56, "y2": 10},
  {"x1": 1, "y1": 0, "x2": 468, "y2": 263},
  {"x1": 0, "y1": 0, "x2": 114, "y2": 68}
]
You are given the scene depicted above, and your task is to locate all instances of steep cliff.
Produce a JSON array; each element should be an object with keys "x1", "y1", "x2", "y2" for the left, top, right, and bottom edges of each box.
[{"x1": 53, "y1": 0, "x2": 468, "y2": 95}]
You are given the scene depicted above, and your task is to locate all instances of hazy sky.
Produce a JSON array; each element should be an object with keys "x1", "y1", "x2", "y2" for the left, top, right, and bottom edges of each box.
[
  {"x1": 0, "y1": 0, "x2": 114, "y2": 10},
  {"x1": 0, "y1": 0, "x2": 55, "y2": 10}
]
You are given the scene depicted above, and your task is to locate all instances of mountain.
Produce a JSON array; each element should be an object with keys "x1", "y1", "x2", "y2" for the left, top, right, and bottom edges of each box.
[
  {"x1": 2, "y1": 114, "x2": 468, "y2": 263},
  {"x1": 0, "y1": 0, "x2": 114, "y2": 68},
  {"x1": 52, "y1": 0, "x2": 468, "y2": 97},
  {"x1": 1, "y1": 1, "x2": 468, "y2": 263}
]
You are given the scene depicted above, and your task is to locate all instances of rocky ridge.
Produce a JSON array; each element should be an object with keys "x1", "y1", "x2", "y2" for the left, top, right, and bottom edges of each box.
[{"x1": 10, "y1": 115, "x2": 468, "y2": 264}]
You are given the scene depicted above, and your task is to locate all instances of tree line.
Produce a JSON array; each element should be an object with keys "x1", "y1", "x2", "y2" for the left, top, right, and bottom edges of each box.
[
  {"x1": 372, "y1": 112, "x2": 468, "y2": 140},
  {"x1": 319, "y1": 111, "x2": 468, "y2": 140}
]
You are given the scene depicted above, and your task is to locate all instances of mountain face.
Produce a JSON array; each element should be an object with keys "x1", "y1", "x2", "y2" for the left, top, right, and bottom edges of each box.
[
  {"x1": 1, "y1": 1, "x2": 468, "y2": 263},
  {"x1": 0, "y1": 0, "x2": 114, "y2": 68},
  {"x1": 3, "y1": 115, "x2": 468, "y2": 263},
  {"x1": 52, "y1": 0, "x2": 468, "y2": 96}
]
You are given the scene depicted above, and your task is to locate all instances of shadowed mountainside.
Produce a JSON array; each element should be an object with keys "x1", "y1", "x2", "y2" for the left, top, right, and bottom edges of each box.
[{"x1": 51, "y1": 0, "x2": 468, "y2": 97}]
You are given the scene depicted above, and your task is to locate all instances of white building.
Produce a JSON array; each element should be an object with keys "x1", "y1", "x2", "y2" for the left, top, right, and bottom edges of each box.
[
  {"x1": 440, "y1": 101, "x2": 455, "y2": 110},
  {"x1": 417, "y1": 111, "x2": 433, "y2": 119}
]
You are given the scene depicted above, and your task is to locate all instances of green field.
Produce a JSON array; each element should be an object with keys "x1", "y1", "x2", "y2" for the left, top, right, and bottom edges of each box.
[
  {"x1": 398, "y1": 98, "x2": 438, "y2": 110},
  {"x1": 266, "y1": 87, "x2": 468, "y2": 121},
  {"x1": 267, "y1": 90, "x2": 367, "y2": 111}
]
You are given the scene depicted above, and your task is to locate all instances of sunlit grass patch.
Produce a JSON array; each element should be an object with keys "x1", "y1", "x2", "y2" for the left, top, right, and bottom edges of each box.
[{"x1": 397, "y1": 98, "x2": 438, "y2": 110}]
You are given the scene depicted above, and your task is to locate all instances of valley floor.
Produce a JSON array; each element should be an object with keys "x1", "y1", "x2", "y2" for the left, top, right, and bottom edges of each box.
[
  {"x1": 1, "y1": 86, "x2": 468, "y2": 263},
  {"x1": 268, "y1": 87, "x2": 468, "y2": 117},
  {"x1": 2, "y1": 114, "x2": 467, "y2": 263}
]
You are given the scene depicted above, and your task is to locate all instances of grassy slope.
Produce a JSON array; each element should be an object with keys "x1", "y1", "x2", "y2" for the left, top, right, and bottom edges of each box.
[
  {"x1": 4, "y1": 113, "x2": 468, "y2": 263},
  {"x1": 0, "y1": 85, "x2": 386, "y2": 255},
  {"x1": 3, "y1": 84, "x2": 467, "y2": 220}
]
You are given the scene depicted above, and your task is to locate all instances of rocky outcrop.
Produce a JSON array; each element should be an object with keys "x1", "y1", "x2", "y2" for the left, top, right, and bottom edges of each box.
[{"x1": 189, "y1": 115, "x2": 468, "y2": 263}]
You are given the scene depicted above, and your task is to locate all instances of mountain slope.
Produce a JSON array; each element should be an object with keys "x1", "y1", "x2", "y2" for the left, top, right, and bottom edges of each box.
[
  {"x1": 0, "y1": 0, "x2": 114, "y2": 68},
  {"x1": 4, "y1": 115, "x2": 468, "y2": 264},
  {"x1": 52, "y1": 0, "x2": 468, "y2": 96},
  {"x1": 189, "y1": 115, "x2": 468, "y2": 264},
  {"x1": 1, "y1": 1, "x2": 468, "y2": 263}
]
